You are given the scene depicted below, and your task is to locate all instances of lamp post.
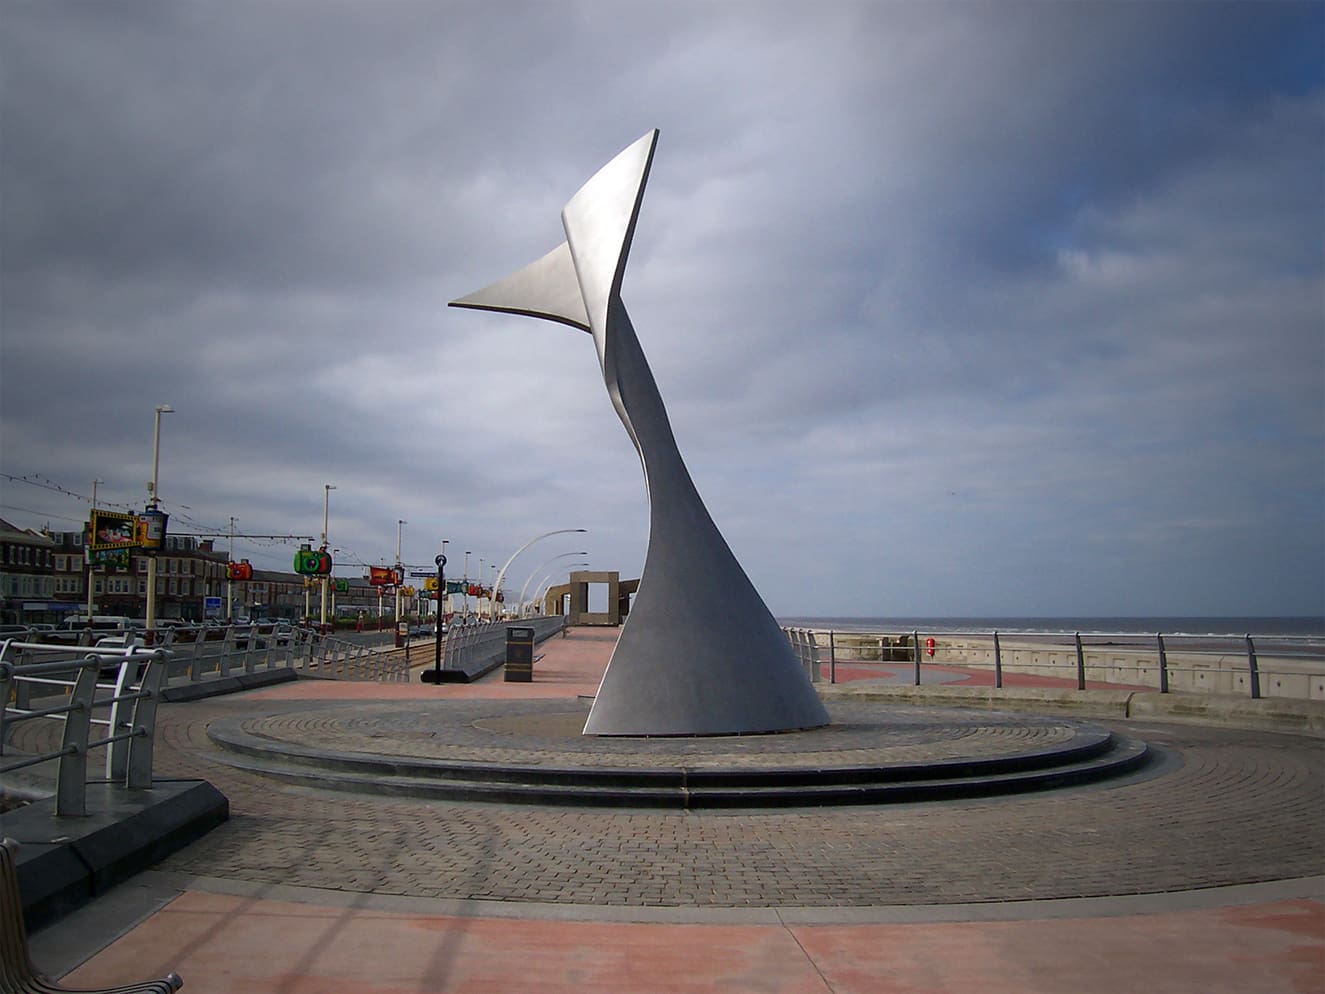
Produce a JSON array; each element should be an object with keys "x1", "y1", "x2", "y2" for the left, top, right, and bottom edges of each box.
[
  {"x1": 85, "y1": 478, "x2": 101, "y2": 618},
  {"x1": 225, "y1": 516, "x2": 237, "y2": 622},
  {"x1": 517, "y1": 551, "x2": 589, "y2": 616},
  {"x1": 462, "y1": 551, "x2": 471, "y2": 622},
  {"x1": 438, "y1": 539, "x2": 449, "y2": 624},
  {"x1": 395, "y1": 520, "x2": 406, "y2": 623},
  {"x1": 490, "y1": 529, "x2": 586, "y2": 622},
  {"x1": 420, "y1": 545, "x2": 447, "y2": 684},
  {"x1": 320, "y1": 484, "x2": 335, "y2": 634},
  {"x1": 144, "y1": 404, "x2": 173, "y2": 633}
]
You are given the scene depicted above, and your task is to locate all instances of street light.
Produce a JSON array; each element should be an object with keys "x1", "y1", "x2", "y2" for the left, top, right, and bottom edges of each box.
[
  {"x1": 490, "y1": 528, "x2": 587, "y2": 621},
  {"x1": 395, "y1": 520, "x2": 406, "y2": 623},
  {"x1": 320, "y1": 484, "x2": 336, "y2": 633},
  {"x1": 439, "y1": 539, "x2": 449, "y2": 623},
  {"x1": 462, "y1": 551, "x2": 472, "y2": 622},
  {"x1": 86, "y1": 478, "x2": 101, "y2": 618},
  {"x1": 517, "y1": 551, "x2": 590, "y2": 616},
  {"x1": 145, "y1": 404, "x2": 173, "y2": 632}
]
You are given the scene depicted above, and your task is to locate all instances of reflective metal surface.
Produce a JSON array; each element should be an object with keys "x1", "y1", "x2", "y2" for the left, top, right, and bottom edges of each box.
[{"x1": 451, "y1": 131, "x2": 829, "y2": 736}]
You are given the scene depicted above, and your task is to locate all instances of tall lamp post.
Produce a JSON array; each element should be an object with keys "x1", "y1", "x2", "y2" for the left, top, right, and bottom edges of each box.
[
  {"x1": 226, "y1": 516, "x2": 237, "y2": 622},
  {"x1": 320, "y1": 484, "x2": 336, "y2": 634},
  {"x1": 420, "y1": 545, "x2": 447, "y2": 684},
  {"x1": 490, "y1": 528, "x2": 587, "y2": 622},
  {"x1": 395, "y1": 520, "x2": 406, "y2": 623},
  {"x1": 85, "y1": 478, "x2": 101, "y2": 619},
  {"x1": 144, "y1": 404, "x2": 173, "y2": 633},
  {"x1": 462, "y1": 551, "x2": 472, "y2": 622}
]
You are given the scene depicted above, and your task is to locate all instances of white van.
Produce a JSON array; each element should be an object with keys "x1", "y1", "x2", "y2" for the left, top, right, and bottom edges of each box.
[{"x1": 60, "y1": 615, "x2": 138, "y2": 635}]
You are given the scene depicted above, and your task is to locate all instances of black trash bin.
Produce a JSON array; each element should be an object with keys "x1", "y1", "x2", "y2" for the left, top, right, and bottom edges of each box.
[{"x1": 504, "y1": 626, "x2": 535, "y2": 682}]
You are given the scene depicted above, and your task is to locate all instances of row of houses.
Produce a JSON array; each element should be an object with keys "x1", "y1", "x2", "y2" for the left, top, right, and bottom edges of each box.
[{"x1": 0, "y1": 517, "x2": 411, "y2": 625}]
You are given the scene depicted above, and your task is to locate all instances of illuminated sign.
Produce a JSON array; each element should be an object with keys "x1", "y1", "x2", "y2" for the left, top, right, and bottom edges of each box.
[
  {"x1": 294, "y1": 545, "x2": 333, "y2": 576},
  {"x1": 88, "y1": 510, "x2": 138, "y2": 552},
  {"x1": 369, "y1": 566, "x2": 402, "y2": 587}
]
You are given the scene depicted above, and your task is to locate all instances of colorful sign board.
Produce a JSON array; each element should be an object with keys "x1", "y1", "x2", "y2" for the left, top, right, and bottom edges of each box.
[
  {"x1": 88, "y1": 510, "x2": 137, "y2": 552},
  {"x1": 368, "y1": 566, "x2": 402, "y2": 587},
  {"x1": 86, "y1": 547, "x2": 131, "y2": 569},
  {"x1": 135, "y1": 508, "x2": 169, "y2": 550},
  {"x1": 294, "y1": 546, "x2": 333, "y2": 576}
]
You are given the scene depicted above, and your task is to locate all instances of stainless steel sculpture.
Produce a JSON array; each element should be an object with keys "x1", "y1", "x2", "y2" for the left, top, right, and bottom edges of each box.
[{"x1": 450, "y1": 130, "x2": 829, "y2": 736}]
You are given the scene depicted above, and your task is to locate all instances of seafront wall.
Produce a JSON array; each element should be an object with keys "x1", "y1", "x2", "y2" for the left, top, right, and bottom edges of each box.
[{"x1": 810, "y1": 631, "x2": 1325, "y2": 701}]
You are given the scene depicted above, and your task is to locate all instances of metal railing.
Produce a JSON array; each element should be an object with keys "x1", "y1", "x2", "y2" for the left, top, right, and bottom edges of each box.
[
  {"x1": 783, "y1": 627, "x2": 1325, "y2": 700},
  {"x1": 1, "y1": 639, "x2": 169, "y2": 816},
  {"x1": 441, "y1": 616, "x2": 566, "y2": 674},
  {"x1": 299, "y1": 631, "x2": 411, "y2": 682},
  {"x1": 8, "y1": 623, "x2": 419, "y2": 699}
]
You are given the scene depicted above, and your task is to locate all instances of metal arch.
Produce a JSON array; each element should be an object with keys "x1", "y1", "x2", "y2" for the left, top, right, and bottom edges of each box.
[{"x1": 450, "y1": 130, "x2": 829, "y2": 736}]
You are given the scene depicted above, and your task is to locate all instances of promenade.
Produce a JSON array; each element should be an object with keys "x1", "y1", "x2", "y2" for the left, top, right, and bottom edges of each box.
[{"x1": 29, "y1": 627, "x2": 1325, "y2": 993}]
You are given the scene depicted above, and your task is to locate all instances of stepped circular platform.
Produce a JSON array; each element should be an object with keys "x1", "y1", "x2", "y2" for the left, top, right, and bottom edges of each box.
[{"x1": 206, "y1": 698, "x2": 1152, "y2": 808}]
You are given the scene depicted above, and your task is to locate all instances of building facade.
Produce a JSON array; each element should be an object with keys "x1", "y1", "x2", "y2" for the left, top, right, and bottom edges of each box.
[{"x1": 2, "y1": 518, "x2": 398, "y2": 626}]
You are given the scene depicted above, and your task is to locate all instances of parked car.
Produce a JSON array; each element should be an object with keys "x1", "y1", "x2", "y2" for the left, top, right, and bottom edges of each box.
[{"x1": 93, "y1": 631, "x2": 145, "y2": 677}]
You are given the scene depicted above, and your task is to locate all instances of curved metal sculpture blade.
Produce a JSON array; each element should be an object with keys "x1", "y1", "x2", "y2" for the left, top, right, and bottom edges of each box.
[{"x1": 451, "y1": 130, "x2": 829, "y2": 736}]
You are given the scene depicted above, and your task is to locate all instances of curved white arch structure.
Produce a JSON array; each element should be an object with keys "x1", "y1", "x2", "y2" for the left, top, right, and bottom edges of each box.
[{"x1": 451, "y1": 130, "x2": 829, "y2": 736}]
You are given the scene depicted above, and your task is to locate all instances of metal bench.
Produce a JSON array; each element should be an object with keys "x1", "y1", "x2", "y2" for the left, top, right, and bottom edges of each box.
[{"x1": 1, "y1": 838, "x2": 182, "y2": 993}]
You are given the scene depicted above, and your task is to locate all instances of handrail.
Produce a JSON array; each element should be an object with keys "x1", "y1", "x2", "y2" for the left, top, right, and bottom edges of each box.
[
  {"x1": 0, "y1": 640, "x2": 170, "y2": 816},
  {"x1": 784, "y1": 627, "x2": 1324, "y2": 700}
]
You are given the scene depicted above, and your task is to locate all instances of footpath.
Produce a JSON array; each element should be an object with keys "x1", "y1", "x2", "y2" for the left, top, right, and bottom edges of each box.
[{"x1": 26, "y1": 627, "x2": 1325, "y2": 994}]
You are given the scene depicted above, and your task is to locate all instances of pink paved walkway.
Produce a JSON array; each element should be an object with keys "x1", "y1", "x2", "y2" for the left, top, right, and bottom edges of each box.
[
  {"x1": 48, "y1": 627, "x2": 1325, "y2": 993},
  {"x1": 62, "y1": 892, "x2": 1325, "y2": 994}
]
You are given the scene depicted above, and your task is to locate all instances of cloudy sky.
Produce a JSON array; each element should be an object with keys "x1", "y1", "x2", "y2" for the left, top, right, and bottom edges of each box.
[{"x1": 2, "y1": 1, "x2": 1321, "y2": 619}]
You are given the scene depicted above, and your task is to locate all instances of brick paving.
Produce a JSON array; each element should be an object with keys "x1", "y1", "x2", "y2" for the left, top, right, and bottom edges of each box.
[
  {"x1": 206, "y1": 698, "x2": 1092, "y2": 768},
  {"x1": 21, "y1": 626, "x2": 1325, "y2": 993},
  {"x1": 146, "y1": 680, "x2": 1324, "y2": 910}
]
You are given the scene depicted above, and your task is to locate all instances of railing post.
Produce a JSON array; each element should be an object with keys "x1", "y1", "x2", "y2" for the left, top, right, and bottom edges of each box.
[
  {"x1": 828, "y1": 631, "x2": 836, "y2": 684},
  {"x1": 808, "y1": 631, "x2": 820, "y2": 683},
  {"x1": 1156, "y1": 633, "x2": 1169, "y2": 694},
  {"x1": 993, "y1": 631, "x2": 1003, "y2": 689},
  {"x1": 56, "y1": 663, "x2": 98, "y2": 817},
  {"x1": 107, "y1": 652, "x2": 136, "y2": 781},
  {"x1": 219, "y1": 626, "x2": 233, "y2": 678},
  {"x1": 912, "y1": 630, "x2": 921, "y2": 687},
  {"x1": 0, "y1": 661, "x2": 11, "y2": 756},
  {"x1": 1075, "y1": 632, "x2": 1086, "y2": 690},
  {"x1": 188, "y1": 631, "x2": 204, "y2": 682},
  {"x1": 1245, "y1": 634, "x2": 1261, "y2": 699},
  {"x1": 126, "y1": 651, "x2": 168, "y2": 789}
]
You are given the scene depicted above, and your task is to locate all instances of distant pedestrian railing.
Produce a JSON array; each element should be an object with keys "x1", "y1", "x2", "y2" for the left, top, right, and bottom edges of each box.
[
  {"x1": 11, "y1": 623, "x2": 417, "y2": 699},
  {"x1": 783, "y1": 628, "x2": 1325, "y2": 701},
  {"x1": 0, "y1": 639, "x2": 169, "y2": 816},
  {"x1": 300, "y1": 632, "x2": 410, "y2": 682},
  {"x1": 441, "y1": 616, "x2": 566, "y2": 675}
]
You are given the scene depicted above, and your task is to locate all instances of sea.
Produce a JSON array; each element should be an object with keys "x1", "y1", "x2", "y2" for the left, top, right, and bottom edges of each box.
[{"x1": 775, "y1": 616, "x2": 1325, "y2": 638}]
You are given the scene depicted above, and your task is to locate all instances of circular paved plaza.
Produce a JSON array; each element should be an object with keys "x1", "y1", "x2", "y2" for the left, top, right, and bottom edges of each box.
[{"x1": 152, "y1": 694, "x2": 1324, "y2": 912}]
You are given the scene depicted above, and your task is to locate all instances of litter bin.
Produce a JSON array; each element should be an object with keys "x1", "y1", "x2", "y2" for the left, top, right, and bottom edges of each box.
[{"x1": 504, "y1": 626, "x2": 535, "y2": 682}]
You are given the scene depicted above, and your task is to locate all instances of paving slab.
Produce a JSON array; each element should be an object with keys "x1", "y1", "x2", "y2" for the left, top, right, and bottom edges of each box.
[{"x1": 24, "y1": 626, "x2": 1325, "y2": 993}]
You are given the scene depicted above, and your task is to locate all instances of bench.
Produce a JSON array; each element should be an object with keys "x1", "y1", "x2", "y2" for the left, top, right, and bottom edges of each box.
[{"x1": 1, "y1": 837, "x2": 183, "y2": 993}]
